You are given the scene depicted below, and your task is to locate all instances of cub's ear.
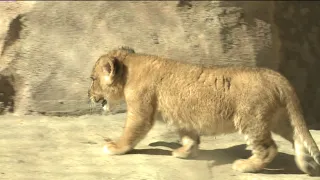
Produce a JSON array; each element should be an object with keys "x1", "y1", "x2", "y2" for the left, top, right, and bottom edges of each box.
[{"x1": 102, "y1": 57, "x2": 122, "y2": 84}]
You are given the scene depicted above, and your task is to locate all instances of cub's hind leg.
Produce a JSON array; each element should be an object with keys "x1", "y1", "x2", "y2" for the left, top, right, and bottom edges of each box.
[
  {"x1": 172, "y1": 129, "x2": 200, "y2": 159},
  {"x1": 233, "y1": 124, "x2": 278, "y2": 173}
]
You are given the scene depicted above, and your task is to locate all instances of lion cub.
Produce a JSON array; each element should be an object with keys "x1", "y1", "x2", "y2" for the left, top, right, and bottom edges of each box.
[{"x1": 88, "y1": 47, "x2": 320, "y2": 176}]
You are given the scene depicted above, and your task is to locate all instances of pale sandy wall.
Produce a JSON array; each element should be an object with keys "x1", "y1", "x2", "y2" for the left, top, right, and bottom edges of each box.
[{"x1": 0, "y1": 1, "x2": 319, "y2": 127}]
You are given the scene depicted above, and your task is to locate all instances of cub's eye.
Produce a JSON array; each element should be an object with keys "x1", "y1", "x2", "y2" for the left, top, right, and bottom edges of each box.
[{"x1": 90, "y1": 76, "x2": 96, "y2": 81}]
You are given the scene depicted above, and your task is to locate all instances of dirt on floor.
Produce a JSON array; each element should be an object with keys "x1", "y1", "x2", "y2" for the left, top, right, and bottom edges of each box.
[{"x1": 1, "y1": 113, "x2": 320, "y2": 180}]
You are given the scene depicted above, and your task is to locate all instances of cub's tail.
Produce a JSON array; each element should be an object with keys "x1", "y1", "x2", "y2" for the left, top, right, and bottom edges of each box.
[{"x1": 283, "y1": 84, "x2": 320, "y2": 165}]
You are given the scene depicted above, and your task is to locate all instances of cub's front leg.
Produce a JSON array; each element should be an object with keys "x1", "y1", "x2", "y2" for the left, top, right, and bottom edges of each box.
[
  {"x1": 103, "y1": 102, "x2": 155, "y2": 155},
  {"x1": 172, "y1": 129, "x2": 200, "y2": 159}
]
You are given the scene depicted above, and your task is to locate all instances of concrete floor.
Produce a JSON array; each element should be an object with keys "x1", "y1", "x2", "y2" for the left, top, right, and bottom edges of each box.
[{"x1": 1, "y1": 113, "x2": 320, "y2": 180}]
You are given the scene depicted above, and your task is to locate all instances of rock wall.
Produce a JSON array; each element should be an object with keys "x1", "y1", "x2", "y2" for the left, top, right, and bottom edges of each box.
[
  {"x1": 0, "y1": 1, "x2": 319, "y2": 127},
  {"x1": 0, "y1": 2, "x2": 35, "y2": 114},
  {"x1": 273, "y1": 1, "x2": 320, "y2": 128}
]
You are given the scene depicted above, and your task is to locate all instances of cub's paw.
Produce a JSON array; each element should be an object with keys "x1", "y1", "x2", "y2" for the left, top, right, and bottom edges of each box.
[
  {"x1": 103, "y1": 138, "x2": 130, "y2": 155},
  {"x1": 232, "y1": 159, "x2": 264, "y2": 173},
  {"x1": 172, "y1": 145, "x2": 198, "y2": 159}
]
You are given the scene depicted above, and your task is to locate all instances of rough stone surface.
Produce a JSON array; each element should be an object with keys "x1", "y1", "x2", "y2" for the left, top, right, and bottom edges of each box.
[
  {"x1": 0, "y1": 1, "x2": 320, "y2": 128},
  {"x1": 273, "y1": 1, "x2": 320, "y2": 128},
  {"x1": 0, "y1": 2, "x2": 35, "y2": 115},
  {"x1": 1, "y1": 113, "x2": 320, "y2": 180},
  {"x1": 0, "y1": 1, "x2": 274, "y2": 115}
]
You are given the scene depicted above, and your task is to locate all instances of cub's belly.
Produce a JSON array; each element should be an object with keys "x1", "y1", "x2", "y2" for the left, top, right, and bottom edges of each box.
[
  {"x1": 156, "y1": 89, "x2": 237, "y2": 135},
  {"x1": 155, "y1": 108, "x2": 236, "y2": 136}
]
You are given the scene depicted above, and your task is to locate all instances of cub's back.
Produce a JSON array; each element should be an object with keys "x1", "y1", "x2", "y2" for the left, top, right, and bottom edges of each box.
[{"x1": 124, "y1": 53, "x2": 286, "y2": 103}]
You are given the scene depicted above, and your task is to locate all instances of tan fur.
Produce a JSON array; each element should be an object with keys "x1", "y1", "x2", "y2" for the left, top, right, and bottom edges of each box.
[{"x1": 89, "y1": 47, "x2": 320, "y2": 176}]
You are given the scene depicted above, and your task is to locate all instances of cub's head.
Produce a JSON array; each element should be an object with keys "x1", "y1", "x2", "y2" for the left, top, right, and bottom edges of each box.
[{"x1": 88, "y1": 46, "x2": 134, "y2": 106}]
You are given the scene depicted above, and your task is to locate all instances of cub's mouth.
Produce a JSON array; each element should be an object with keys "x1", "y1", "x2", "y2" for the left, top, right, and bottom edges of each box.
[
  {"x1": 90, "y1": 96, "x2": 107, "y2": 107},
  {"x1": 101, "y1": 99, "x2": 107, "y2": 107},
  {"x1": 96, "y1": 98, "x2": 107, "y2": 107}
]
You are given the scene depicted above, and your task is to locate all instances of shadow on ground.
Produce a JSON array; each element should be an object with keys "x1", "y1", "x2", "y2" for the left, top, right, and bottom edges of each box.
[{"x1": 129, "y1": 141, "x2": 303, "y2": 175}]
